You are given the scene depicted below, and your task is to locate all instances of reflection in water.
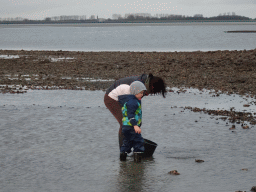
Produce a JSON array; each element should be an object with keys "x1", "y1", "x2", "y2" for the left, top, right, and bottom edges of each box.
[{"x1": 117, "y1": 156, "x2": 155, "y2": 192}]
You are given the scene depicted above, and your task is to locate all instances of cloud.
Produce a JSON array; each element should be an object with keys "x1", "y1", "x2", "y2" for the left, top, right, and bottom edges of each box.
[
  {"x1": 0, "y1": 0, "x2": 98, "y2": 19},
  {"x1": 178, "y1": 0, "x2": 255, "y2": 5},
  {"x1": 0, "y1": 0, "x2": 255, "y2": 19}
]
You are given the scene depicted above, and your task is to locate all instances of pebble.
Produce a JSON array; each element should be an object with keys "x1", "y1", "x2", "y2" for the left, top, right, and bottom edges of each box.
[
  {"x1": 168, "y1": 170, "x2": 180, "y2": 175},
  {"x1": 195, "y1": 159, "x2": 204, "y2": 163}
]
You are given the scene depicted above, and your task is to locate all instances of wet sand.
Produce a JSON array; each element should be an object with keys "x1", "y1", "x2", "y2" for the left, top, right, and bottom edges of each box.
[{"x1": 1, "y1": 49, "x2": 256, "y2": 96}]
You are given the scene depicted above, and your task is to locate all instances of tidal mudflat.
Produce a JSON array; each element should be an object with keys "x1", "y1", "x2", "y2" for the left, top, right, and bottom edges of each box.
[
  {"x1": 1, "y1": 49, "x2": 256, "y2": 191},
  {"x1": 1, "y1": 49, "x2": 256, "y2": 95}
]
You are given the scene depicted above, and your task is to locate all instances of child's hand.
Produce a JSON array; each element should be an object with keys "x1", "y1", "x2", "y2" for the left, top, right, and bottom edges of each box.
[{"x1": 134, "y1": 125, "x2": 141, "y2": 134}]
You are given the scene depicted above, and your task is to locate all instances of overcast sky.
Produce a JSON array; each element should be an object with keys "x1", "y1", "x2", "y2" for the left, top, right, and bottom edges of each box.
[{"x1": 1, "y1": 0, "x2": 255, "y2": 20}]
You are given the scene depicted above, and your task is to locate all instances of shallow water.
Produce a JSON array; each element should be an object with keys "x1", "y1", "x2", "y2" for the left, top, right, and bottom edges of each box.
[
  {"x1": 1, "y1": 23, "x2": 256, "y2": 51},
  {"x1": 0, "y1": 90, "x2": 256, "y2": 192}
]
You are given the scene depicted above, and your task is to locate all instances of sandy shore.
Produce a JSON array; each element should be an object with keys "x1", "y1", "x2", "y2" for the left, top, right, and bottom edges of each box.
[{"x1": 1, "y1": 49, "x2": 256, "y2": 95}]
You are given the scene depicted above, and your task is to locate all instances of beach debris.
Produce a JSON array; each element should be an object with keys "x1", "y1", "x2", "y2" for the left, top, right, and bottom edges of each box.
[
  {"x1": 229, "y1": 125, "x2": 236, "y2": 130},
  {"x1": 241, "y1": 168, "x2": 248, "y2": 171},
  {"x1": 235, "y1": 191, "x2": 246, "y2": 192},
  {"x1": 195, "y1": 159, "x2": 204, "y2": 163},
  {"x1": 243, "y1": 104, "x2": 250, "y2": 107},
  {"x1": 242, "y1": 125, "x2": 249, "y2": 129},
  {"x1": 251, "y1": 186, "x2": 256, "y2": 192},
  {"x1": 168, "y1": 170, "x2": 180, "y2": 175}
]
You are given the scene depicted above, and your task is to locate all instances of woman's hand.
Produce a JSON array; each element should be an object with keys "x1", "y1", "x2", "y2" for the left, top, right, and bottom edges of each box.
[{"x1": 134, "y1": 125, "x2": 141, "y2": 134}]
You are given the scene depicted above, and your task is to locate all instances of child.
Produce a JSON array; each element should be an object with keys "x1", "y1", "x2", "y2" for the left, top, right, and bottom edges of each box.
[
  {"x1": 104, "y1": 73, "x2": 166, "y2": 149},
  {"x1": 118, "y1": 81, "x2": 147, "y2": 162}
]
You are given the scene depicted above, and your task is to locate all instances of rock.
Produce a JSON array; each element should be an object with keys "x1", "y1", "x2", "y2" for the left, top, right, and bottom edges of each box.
[
  {"x1": 168, "y1": 170, "x2": 180, "y2": 175},
  {"x1": 229, "y1": 125, "x2": 236, "y2": 130},
  {"x1": 195, "y1": 159, "x2": 204, "y2": 163}
]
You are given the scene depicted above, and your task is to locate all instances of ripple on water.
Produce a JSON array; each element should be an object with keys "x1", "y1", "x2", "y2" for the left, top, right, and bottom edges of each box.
[{"x1": 0, "y1": 89, "x2": 256, "y2": 192}]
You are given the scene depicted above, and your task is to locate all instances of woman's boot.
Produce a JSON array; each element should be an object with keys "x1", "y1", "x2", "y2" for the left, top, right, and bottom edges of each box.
[
  {"x1": 120, "y1": 152, "x2": 127, "y2": 161},
  {"x1": 134, "y1": 152, "x2": 143, "y2": 163}
]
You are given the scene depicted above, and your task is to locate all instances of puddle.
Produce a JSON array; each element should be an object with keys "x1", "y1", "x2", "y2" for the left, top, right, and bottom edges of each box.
[
  {"x1": 50, "y1": 57, "x2": 75, "y2": 62},
  {"x1": 168, "y1": 87, "x2": 256, "y2": 112},
  {"x1": 61, "y1": 77, "x2": 115, "y2": 82},
  {"x1": 1, "y1": 74, "x2": 115, "y2": 93},
  {"x1": 0, "y1": 55, "x2": 20, "y2": 59},
  {"x1": 0, "y1": 54, "x2": 75, "y2": 62}
]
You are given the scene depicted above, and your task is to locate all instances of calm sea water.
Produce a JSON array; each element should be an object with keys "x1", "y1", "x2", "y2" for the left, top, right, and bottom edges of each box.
[
  {"x1": 0, "y1": 89, "x2": 256, "y2": 192},
  {"x1": 0, "y1": 22, "x2": 256, "y2": 51}
]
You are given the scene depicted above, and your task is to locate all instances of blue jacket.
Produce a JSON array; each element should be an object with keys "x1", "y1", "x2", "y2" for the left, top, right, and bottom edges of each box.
[{"x1": 118, "y1": 94, "x2": 142, "y2": 127}]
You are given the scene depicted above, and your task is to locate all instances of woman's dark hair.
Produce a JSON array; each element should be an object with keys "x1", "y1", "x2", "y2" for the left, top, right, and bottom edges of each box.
[{"x1": 148, "y1": 73, "x2": 167, "y2": 98}]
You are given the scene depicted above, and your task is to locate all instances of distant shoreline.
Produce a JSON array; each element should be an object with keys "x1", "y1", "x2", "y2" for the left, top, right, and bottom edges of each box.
[
  {"x1": 1, "y1": 21, "x2": 256, "y2": 28},
  {"x1": 1, "y1": 20, "x2": 256, "y2": 27}
]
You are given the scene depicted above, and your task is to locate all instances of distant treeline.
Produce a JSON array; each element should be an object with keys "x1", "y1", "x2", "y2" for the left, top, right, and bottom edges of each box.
[{"x1": 0, "y1": 14, "x2": 255, "y2": 24}]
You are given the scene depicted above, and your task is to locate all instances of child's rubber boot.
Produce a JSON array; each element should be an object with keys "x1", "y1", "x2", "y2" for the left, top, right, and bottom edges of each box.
[
  {"x1": 134, "y1": 152, "x2": 143, "y2": 163},
  {"x1": 120, "y1": 152, "x2": 127, "y2": 161}
]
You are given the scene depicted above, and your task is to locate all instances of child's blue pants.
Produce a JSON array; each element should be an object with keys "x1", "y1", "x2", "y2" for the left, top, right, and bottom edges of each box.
[{"x1": 120, "y1": 126, "x2": 145, "y2": 153}]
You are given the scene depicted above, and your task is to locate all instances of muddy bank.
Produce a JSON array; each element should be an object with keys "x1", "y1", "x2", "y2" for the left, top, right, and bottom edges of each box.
[
  {"x1": 185, "y1": 106, "x2": 256, "y2": 126},
  {"x1": 1, "y1": 49, "x2": 256, "y2": 95}
]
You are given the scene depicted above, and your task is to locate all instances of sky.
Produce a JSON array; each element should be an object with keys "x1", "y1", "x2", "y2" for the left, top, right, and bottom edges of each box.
[{"x1": 0, "y1": 0, "x2": 256, "y2": 20}]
